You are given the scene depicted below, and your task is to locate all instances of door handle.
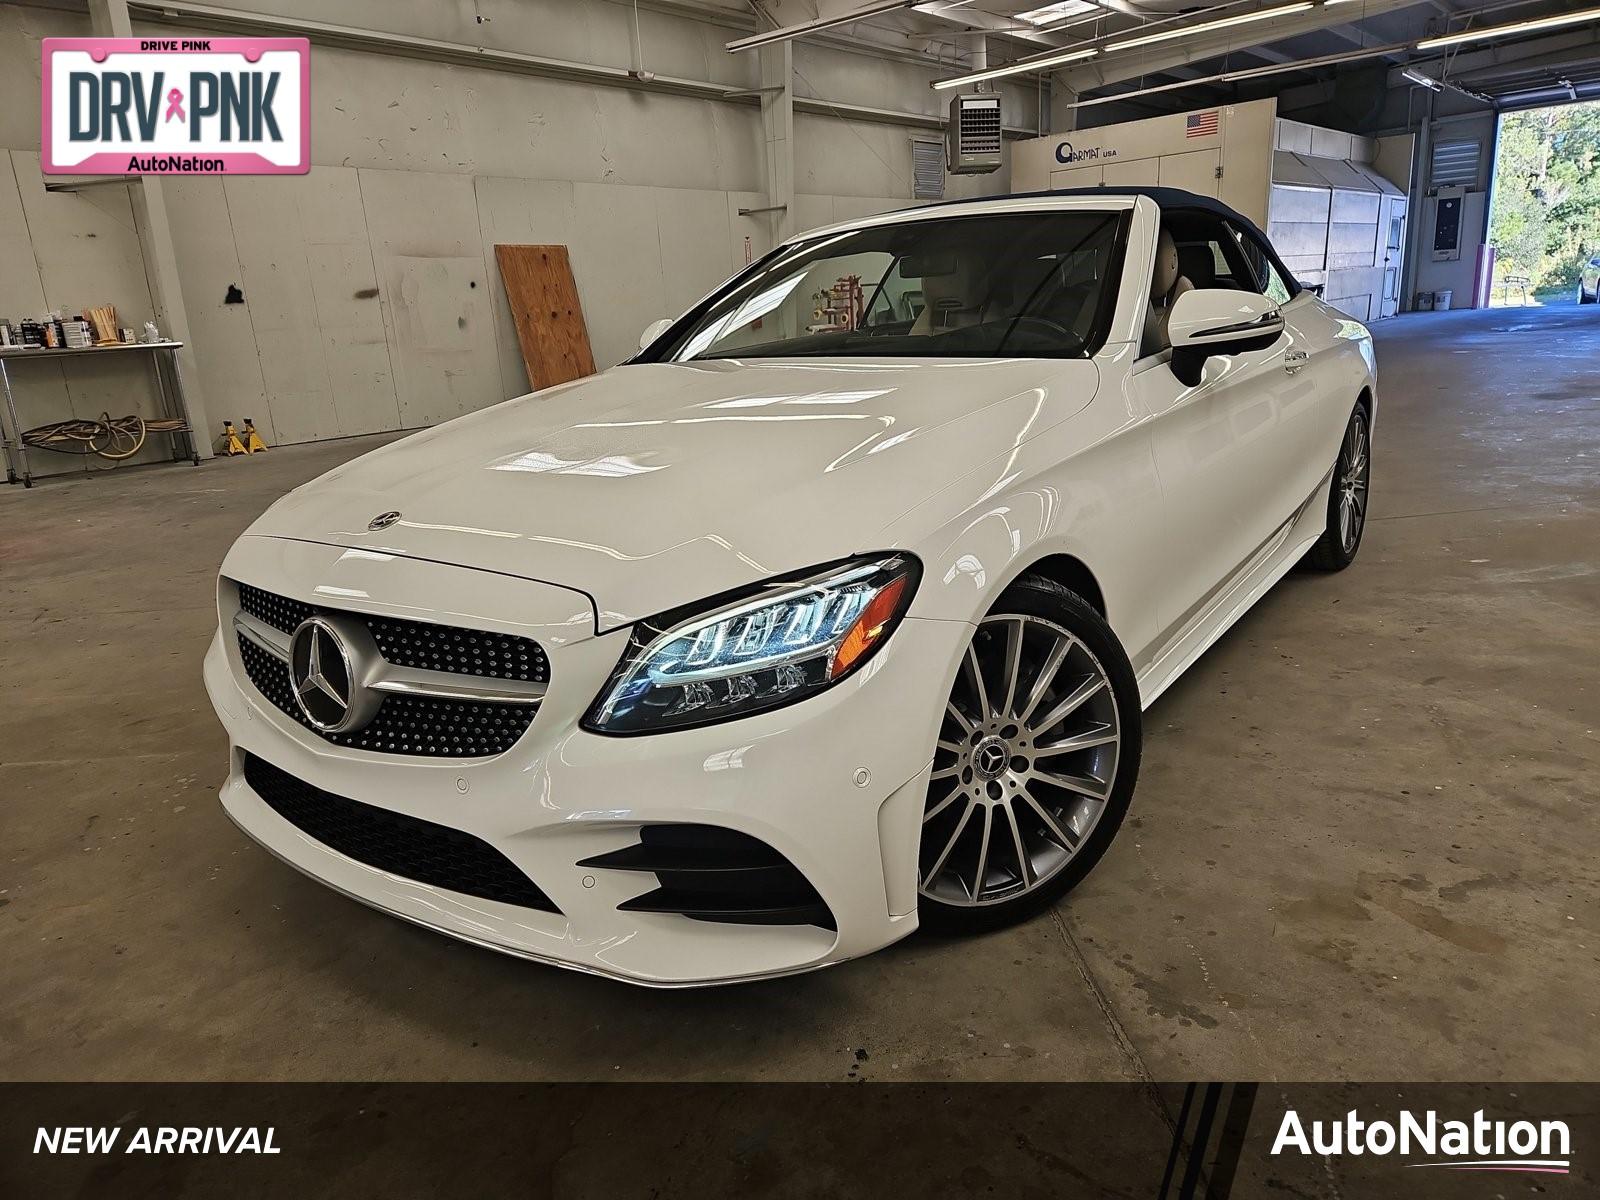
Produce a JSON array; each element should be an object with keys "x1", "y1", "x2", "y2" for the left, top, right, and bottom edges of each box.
[{"x1": 1284, "y1": 349, "x2": 1308, "y2": 375}]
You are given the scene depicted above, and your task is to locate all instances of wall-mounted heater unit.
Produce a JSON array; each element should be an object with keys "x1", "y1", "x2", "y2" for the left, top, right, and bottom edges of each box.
[{"x1": 947, "y1": 94, "x2": 1002, "y2": 174}]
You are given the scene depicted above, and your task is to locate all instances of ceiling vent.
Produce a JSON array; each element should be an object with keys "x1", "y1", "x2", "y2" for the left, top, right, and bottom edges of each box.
[{"x1": 947, "y1": 94, "x2": 1003, "y2": 174}]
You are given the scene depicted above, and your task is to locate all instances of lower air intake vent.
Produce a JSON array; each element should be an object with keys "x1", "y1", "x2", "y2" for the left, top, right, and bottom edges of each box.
[
  {"x1": 243, "y1": 754, "x2": 559, "y2": 913},
  {"x1": 578, "y1": 824, "x2": 834, "y2": 929}
]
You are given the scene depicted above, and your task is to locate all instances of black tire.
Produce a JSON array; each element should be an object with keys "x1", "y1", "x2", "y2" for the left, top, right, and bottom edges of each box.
[
  {"x1": 1580, "y1": 284, "x2": 1595, "y2": 305},
  {"x1": 918, "y1": 575, "x2": 1142, "y2": 934},
  {"x1": 1303, "y1": 403, "x2": 1371, "y2": 572}
]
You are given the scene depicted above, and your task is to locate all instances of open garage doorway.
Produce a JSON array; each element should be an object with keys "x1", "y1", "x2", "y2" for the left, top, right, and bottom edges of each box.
[{"x1": 1487, "y1": 98, "x2": 1600, "y2": 307}]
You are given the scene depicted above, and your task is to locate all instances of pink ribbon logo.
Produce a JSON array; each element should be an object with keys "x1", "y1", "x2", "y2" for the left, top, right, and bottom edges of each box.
[{"x1": 164, "y1": 88, "x2": 185, "y2": 123}]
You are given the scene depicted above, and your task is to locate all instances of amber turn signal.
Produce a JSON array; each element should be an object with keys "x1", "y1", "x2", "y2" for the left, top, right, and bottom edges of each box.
[{"x1": 830, "y1": 575, "x2": 910, "y2": 680}]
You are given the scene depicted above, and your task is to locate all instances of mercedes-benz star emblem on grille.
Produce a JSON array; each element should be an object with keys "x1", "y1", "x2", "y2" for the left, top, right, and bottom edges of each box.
[
  {"x1": 289, "y1": 618, "x2": 364, "y2": 733},
  {"x1": 368, "y1": 510, "x2": 401, "y2": 531}
]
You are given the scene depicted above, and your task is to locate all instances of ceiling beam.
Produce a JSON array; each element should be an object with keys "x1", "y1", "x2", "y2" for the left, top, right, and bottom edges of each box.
[
  {"x1": 1314, "y1": 19, "x2": 1412, "y2": 63},
  {"x1": 1060, "y1": 0, "x2": 1432, "y2": 90},
  {"x1": 1242, "y1": 43, "x2": 1296, "y2": 62},
  {"x1": 1393, "y1": 23, "x2": 1600, "y2": 83}
]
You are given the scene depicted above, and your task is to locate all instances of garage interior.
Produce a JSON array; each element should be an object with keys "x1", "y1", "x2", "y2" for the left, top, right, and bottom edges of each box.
[{"x1": 2, "y1": 0, "x2": 1598, "y2": 1080}]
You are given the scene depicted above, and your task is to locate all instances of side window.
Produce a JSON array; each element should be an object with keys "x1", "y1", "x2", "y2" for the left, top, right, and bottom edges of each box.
[
  {"x1": 1229, "y1": 223, "x2": 1294, "y2": 304},
  {"x1": 1176, "y1": 215, "x2": 1257, "y2": 292}
]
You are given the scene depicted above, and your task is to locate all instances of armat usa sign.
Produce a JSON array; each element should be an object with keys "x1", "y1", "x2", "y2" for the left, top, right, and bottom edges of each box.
[{"x1": 42, "y1": 37, "x2": 308, "y2": 175}]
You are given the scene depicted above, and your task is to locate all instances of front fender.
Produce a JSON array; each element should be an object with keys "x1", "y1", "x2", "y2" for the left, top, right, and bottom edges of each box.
[{"x1": 887, "y1": 358, "x2": 1166, "y2": 668}]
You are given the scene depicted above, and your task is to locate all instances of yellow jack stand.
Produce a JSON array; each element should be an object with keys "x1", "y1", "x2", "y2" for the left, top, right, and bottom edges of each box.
[
  {"x1": 242, "y1": 418, "x2": 269, "y2": 453},
  {"x1": 219, "y1": 421, "x2": 249, "y2": 456}
]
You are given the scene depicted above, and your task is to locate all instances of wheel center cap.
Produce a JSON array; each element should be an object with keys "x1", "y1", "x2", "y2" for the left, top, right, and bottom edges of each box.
[{"x1": 973, "y1": 736, "x2": 1009, "y2": 781}]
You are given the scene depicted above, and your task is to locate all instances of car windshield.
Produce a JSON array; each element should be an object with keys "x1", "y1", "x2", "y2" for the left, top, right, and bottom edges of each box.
[{"x1": 652, "y1": 211, "x2": 1125, "y2": 362}]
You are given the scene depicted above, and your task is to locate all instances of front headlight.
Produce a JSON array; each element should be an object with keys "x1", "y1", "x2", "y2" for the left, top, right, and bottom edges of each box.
[{"x1": 583, "y1": 553, "x2": 921, "y2": 735}]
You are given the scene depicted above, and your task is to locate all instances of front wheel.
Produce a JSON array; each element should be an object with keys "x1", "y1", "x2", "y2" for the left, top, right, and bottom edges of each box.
[
  {"x1": 1580, "y1": 282, "x2": 1596, "y2": 305},
  {"x1": 918, "y1": 577, "x2": 1141, "y2": 933},
  {"x1": 1303, "y1": 403, "x2": 1371, "y2": 572}
]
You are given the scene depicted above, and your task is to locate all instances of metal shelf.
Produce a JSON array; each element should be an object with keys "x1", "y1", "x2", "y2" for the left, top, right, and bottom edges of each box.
[{"x1": 0, "y1": 341, "x2": 201, "y2": 488}]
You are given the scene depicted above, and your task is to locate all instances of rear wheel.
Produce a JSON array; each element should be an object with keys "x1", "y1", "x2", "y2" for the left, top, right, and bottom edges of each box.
[
  {"x1": 918, "y1": 577, "x2": 1141, "y2": 933},
  {"x1": 1303, "y1": 403, "x2": 1370, "y2": 572},
  {"x1": 1580, "y1": 281, "x2": 1595, "y2": 305}
]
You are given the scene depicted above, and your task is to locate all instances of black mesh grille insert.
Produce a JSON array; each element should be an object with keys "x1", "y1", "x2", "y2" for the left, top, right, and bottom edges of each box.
[
  {"x1": 236, "y1": 582, "x2": 549, "y2": 684},
  {"x1": 237, "y1": 636, "x2": 536, "y2": 758},
  {"x1": 231, "y1": 581, "x2": 547, "y2": 758},
  {"x1": 243, "y1": 753, "x2": 560, "y2": 913},
  {"x1": 236, "y1": 584, "x2": 313, "y2": 635},
  {"x1": 579, "y1": 825, "x2": 834, "y2": 929}
]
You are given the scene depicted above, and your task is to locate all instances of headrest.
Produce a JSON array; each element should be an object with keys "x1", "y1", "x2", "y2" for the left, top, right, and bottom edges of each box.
[
  {"x1": 1178, "y1": 244, "x2": 1216, "y2": 289},
  {"x1": 1151, "y1": 228, "x2": 1179, "y2": 300}
]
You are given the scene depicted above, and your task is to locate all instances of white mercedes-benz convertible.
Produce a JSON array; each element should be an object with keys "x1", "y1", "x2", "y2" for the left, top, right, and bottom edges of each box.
[{"x1": 205, "y1": 187, "x2": 1375, "y2": 986}]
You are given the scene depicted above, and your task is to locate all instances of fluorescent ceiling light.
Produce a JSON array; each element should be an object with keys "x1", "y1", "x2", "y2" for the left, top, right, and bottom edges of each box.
[
  {"x1": 1015, "y1": 1, "x2": 1097, "y2": 25},
  {"x1": 1104, "y1": 2, "x2": 1312, "y2": 53},
  {"x1": 932, "y1": 45, "x2": 1098, "y2": 90},
  {"x1": 1416, "y1": 6, "x2": 1600, "y2": 51},
  {"x1": 931, "y1": 0, "x2": 1314, "y2": 90},
  {"x1": 1401, "y1": 67, "x2": 1441, "y2": 90},
  {"x1": 726, "y1": 0, "x2": 916, "y2": 52}
]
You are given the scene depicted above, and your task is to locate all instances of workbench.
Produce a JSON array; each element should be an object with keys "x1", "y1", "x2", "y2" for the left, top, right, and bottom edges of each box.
[{"x1": 0, "y1": 341, "x2": 200, "y2": 488}]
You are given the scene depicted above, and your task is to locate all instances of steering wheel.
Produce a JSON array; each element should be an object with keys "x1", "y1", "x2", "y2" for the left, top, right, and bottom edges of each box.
[
  {"x1": 998, "y1": 315, "x2": 1082, "y2": 353},
  {"x1": 1007, "y1": 315, "x2": 1073, "y2": 339}
]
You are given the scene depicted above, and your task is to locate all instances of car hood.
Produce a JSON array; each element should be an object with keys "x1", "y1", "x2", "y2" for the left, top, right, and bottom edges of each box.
[{"x1": 248, "y1": 357, "x2": 1096, "y2": 631}]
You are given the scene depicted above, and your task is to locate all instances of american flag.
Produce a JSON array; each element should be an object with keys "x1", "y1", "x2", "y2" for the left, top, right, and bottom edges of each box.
[{"x1": 1186, "y1": 111, "x2": 1219, "y2": 138}]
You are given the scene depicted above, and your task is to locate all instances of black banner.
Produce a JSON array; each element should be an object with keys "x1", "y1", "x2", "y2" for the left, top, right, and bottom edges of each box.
[{"x1": 1, "y1": 1083, "x2": 1594, "y2": 1197}]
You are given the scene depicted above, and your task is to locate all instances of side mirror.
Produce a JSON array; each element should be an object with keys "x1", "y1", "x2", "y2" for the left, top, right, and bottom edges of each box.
[
  {"x1": 1168, "y1": 289, "x2": 1284, "y2": 387},
  {"x1": 638, "y1": 317, "x2": 674, "y2": 351}
]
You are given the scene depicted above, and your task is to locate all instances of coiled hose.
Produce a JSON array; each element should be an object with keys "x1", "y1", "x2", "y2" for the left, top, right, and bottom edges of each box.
[{"x1": 22, "y1": 413, "x2": 185, "y2": 460}]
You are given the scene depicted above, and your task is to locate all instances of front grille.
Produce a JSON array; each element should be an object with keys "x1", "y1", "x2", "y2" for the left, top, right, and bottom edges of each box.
[
  {"x1": 237, "y1": 637, "x2": 536, "y2": 757},
  {"x1": 579, "y1": 825, "x2": 835, "y2": 929},
  {"x1": 237, "y1": 582, "x2": 548, "y2": 683},
  {"x1": 232, "y1": 581, "x2": 546, "y2": 758},
  {"x1": 243, "y1": 753, "x2": 560, "y2": 913}
]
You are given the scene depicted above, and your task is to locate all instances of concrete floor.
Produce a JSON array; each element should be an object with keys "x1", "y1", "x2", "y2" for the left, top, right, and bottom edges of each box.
[{"x1": 2, "y1": 303, "x2": 1596, "y2": 1082}]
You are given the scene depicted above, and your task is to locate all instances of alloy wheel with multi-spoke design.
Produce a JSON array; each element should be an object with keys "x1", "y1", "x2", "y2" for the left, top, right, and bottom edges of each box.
[
  {"x1": 919, "y1": 612, "x2": 1124, "y2": 909},
  {"x1": 1337, "y1": 408, "x2": 1370, "y2": 554}
]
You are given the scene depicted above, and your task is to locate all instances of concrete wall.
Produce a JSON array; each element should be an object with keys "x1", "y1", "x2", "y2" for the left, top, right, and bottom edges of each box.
[
  {"x1": 0, "y1": 0, "x2": 1016, "y2": 476},
  {"x1": 1410, "y1": 111, "x2": 1497, "y2": 311}
]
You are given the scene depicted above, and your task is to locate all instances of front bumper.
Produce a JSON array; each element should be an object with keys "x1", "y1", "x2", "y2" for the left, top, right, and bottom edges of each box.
[{"x1": 205, "y1": 536, "x2": 969, "y2": 986}]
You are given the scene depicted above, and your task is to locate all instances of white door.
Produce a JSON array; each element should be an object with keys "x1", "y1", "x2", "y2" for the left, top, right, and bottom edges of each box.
[
  {"x1": 1380, "y1": 198, "x2": 1406, "y2": 318},
  {"x1": 1157, "y1": 149, "x2": 1221, "y2": 197},
  {"x1": 1129, "y1": 215, "x2": 1299, "y2": 636}
]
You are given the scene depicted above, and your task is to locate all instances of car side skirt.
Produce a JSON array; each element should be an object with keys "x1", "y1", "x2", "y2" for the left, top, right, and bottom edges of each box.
[{"x1": 1134, "y1": 464, "x2": 1334, "y2": 709}]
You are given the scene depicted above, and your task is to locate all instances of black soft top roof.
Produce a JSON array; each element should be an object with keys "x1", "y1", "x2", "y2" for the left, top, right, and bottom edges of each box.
[
  {"x1": 1047, "y1": 186, "x2": 1276, "y2": 246},
  {"x1": 915, "y1": 185, "x2": 1271, "y2": 246}
]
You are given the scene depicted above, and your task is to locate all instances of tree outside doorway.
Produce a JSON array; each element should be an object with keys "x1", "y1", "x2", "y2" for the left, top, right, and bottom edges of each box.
[{"x1": 1488, "y1": 99, "x2": 1600, "y2": 304}]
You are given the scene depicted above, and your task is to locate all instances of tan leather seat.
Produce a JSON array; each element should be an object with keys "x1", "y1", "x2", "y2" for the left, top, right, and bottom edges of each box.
[{"x1": 1143, "y1": 227, "x2": 1194, "y2": 355}]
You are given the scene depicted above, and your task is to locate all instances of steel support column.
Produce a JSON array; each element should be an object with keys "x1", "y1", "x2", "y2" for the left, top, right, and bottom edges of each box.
[
  {"x1": 759, "y1": 40, "x2": 796, "y2": 242},
  {"x1": 88, "y1": 0, "x2": 213, "y2": 457}
]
